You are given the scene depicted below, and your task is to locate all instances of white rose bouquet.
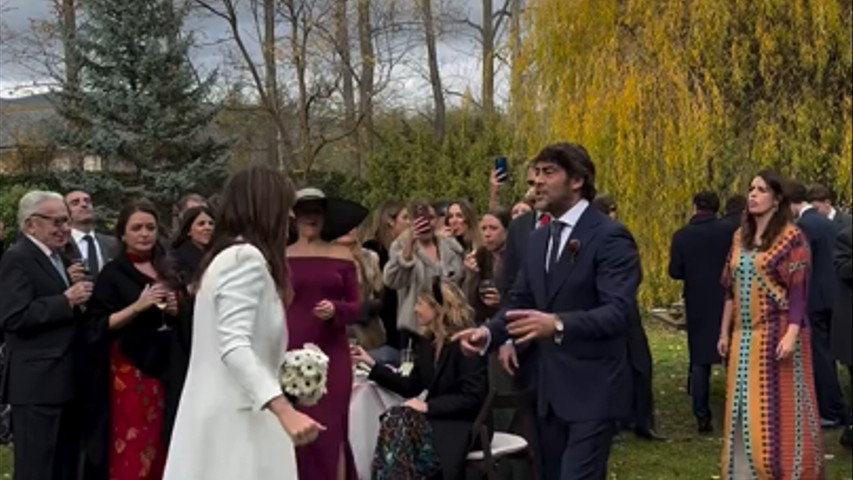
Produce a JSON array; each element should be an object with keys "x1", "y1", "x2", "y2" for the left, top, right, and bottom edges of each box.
[{"x1": 280, "y1": 343, "x2": 329, "y2": 406}]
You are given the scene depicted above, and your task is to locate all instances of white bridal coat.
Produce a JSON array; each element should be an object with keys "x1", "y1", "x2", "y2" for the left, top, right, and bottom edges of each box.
[{"x1": 163, "y1": 244, "x2": 297, "y2": 480}]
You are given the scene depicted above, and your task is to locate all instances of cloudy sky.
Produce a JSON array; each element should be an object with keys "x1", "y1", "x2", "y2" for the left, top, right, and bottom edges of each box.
[{"x1": 0, "y1": 0, "x2": 510, "y2": 108}]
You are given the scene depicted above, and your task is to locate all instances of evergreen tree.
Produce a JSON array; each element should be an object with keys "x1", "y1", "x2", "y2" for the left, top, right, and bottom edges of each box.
[{"x1": 55, "y1": 0, "x2": 229, "y2": 211}]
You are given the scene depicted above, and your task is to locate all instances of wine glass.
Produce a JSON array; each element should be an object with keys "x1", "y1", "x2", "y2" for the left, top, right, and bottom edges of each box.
[
  {"x1": 68, "y1": 255, "x2": 91, "y2": 283},
  {"x1": 400, "y1": 339, "x2": 414, "y2": 377}
]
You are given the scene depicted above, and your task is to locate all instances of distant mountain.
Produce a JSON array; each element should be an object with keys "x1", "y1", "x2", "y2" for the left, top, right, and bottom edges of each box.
[{"x1": 0, "y1": 93, "x2": 60, "y2": 150}]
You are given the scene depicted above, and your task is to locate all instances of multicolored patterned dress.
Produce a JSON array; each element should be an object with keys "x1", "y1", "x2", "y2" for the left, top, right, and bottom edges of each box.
[{"x1": 721, "y1": 224, "x2": 824, "y2": 479}]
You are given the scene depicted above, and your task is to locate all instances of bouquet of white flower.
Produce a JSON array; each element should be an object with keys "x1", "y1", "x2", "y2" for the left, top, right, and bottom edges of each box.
[{"x1": 280, "y1": 343, "x2": 329, "y2": 406}]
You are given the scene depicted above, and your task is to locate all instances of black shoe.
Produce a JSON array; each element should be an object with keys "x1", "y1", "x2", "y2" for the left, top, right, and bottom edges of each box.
[
  {"x1": 698, "y1": 418, "x2": 713, "y2": 434},
  {"x1": 635, "y1": 428, "x2": 667, "y2": 442},
  {"x1": 841, "y1": 426, "x2": 852, "y2": 449},
  {"x1": 821, "y1": 417, "x2": 843, "y2": 430}
]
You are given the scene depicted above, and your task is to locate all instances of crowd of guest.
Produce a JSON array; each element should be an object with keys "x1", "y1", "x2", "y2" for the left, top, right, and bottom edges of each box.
[{"x1": 0, "y1": 143, "x2": 850, "y2": 480}]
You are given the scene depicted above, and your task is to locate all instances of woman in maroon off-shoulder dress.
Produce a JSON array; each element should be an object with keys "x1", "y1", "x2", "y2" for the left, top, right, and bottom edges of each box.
[{"x1": 286, "y1": 188, "x2": 367, "y2": 480}]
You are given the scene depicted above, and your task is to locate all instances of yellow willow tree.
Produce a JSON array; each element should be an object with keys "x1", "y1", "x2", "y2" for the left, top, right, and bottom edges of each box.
[{"x1": 511, "y1": 0, "x2": 852, "y2": 308}]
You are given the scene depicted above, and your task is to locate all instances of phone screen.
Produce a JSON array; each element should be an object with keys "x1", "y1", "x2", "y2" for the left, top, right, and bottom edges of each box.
[
  {"x1": 414, "y1": 205, "x2": 432, "y2": 234},
  {"x1": 495, "y1": 156, "x2": 509, "y2": 182}
]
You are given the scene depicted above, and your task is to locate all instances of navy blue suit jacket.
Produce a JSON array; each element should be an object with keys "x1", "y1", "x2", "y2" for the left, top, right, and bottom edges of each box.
[
  {"x1": 668, "y1": 214, "x2": 734, "y2": 365},
  {"x1": 487, "y1": 207, "x2": 641, "y2": 423},
  {"x1": 798, "y1": 209, "x2": 836, "y2": 315}
]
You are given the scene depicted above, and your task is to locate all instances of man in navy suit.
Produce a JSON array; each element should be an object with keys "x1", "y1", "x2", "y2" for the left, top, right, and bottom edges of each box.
[
  {"x1": 790, "y1": 181, "x2": 849, "y2": 427},
  {"x1": 455, "y1": 143, "x2": 641, "y2": 480},
  {"x1": 669, "y1": 191, "x2": 733, "y2": 434},
  {"x1": 809, "y1": 184, "x2": 853, "y2": 231}
]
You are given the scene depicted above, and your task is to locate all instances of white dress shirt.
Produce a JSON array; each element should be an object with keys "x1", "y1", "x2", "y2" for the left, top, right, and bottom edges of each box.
[
  {"x1": 828, "y1": 207, "x2": 837, "y2": 221},
  {"x1": 71, "y1": 228, "x2": 105, "y2": 270},
  {"x1": 26, "y1": 234, "x2": 54, "y2": 258},
  {"x1": 545, "y1": 199, "x2": 589, "y2": 272}
]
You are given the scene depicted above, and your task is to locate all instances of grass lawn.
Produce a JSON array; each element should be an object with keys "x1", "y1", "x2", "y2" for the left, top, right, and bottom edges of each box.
[
  {"x1": 609, "y1": 320, "x2": 853, "y2": 480},
  {"x1": 0, "y1": 320, "x2": 849, "y2": 479}
]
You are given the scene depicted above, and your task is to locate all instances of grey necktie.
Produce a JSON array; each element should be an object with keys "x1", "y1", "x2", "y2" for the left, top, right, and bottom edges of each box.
[
  {"x1": 82, "y1": 234, "x2": 99, "y2": 275},
  {"x1": 50, "y1": 253, "x2": 69, "y2": 287}
]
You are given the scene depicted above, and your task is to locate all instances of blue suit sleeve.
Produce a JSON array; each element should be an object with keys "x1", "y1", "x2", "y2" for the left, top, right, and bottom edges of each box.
[
  {"x1": 557, "y1": 224, "x2": 641, "y2": 341},
  {"x1": 488, "y1": 248, "x2": 537, "y2": 349}
]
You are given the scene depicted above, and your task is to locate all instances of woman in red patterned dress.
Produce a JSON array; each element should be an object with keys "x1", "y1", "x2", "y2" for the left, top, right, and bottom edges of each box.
[{"x1": 87, "y1": 200, "x2": 183, "y2": 480}]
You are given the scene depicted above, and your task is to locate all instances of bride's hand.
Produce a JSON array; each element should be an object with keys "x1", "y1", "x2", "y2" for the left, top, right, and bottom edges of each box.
[
  {"x1": 279, "y1": 408, "x2": 326, "y2": 446},
  {"x1": 268, "y1": 396, "x2": 326, "y2": 446}
]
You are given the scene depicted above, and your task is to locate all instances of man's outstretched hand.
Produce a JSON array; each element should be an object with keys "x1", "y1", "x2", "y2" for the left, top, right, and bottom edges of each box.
[{"x1": 451, "y1": 327, "x2": 490, "y2": 356}]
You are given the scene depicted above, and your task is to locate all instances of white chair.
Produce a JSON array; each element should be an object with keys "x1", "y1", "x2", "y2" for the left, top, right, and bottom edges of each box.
[{"x1": 466, "y1": 390, "x2": 538, "y2": 480}]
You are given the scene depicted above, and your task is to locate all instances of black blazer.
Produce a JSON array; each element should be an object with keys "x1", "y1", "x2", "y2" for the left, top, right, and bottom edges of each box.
[
  {"x1": 489, "y1": 207, "x2": 641, "y2": 423},
  {"x1": 832, "y1": 225, "x2": 852, "y2": 366},
  {"x1": 834, "y1": 211, "x2": 853, "y2": 232},
  {"x1": 0, "y1": 237, "x2": 82, "y2": 405},
  {"x1": 798, "y1": 209, "x2": 837, "y2": 315},
  {"x1": 82, "y1": 254, "x2": 185, "y2": 469},
  {"x1": 497, "y1": 211, "x2": 537, "y2": 296},
  {"x1": 495, "y1": 212, "x2": 540, "y2": 386},
  {"x1": 369, "y1": 336, "x2": 488, "y2": 480},
  {"x1": 172, "y1": 240, "x2": 204, "y2": 287},
  {"x1": 668, "y1": 214, "x2": 735, "y2": 365}
]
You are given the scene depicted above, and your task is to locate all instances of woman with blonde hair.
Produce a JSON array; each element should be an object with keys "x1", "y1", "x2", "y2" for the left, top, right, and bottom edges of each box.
[
  {"x1": 363, "y1": 201, "x2": 410, "y2": 358},
  {"x1": 352, "y1": 278, "x2": 488, "y2": 480}
]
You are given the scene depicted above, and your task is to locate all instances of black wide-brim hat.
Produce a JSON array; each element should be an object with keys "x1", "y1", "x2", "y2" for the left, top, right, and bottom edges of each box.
[{"x1": 294, "y1": 188, "x2": 369, "y2": 242}]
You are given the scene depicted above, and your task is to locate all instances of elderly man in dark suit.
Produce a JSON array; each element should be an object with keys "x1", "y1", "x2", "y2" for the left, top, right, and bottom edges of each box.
[
  {"x1": 63, "y1": 191, "x2": 120, "y2": 276},
  {"x1": 791, "y1": 181, "x2": 849, "y2": 427},
  {"x1": 669, "y1": 191, "x2": 735, "y2": 433},
  {"x1": 832, "y1": 225, "x2": 852, "y2": 447},
  {"x1": 456, "y1": 143, "x2": 642, "y2": 480},
  {"x1": 809, "y1": 184, "x2": 853, "y2": 231},
  {"x1": 0, "y1": 190, "x2": 94, "y2": 480}
]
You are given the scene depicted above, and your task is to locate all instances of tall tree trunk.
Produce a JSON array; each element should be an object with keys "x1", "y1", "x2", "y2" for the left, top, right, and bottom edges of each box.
[
  {"x1": 335, "y1": 0, "x2": 358, "y2": 172},
  {"x1": 289, "y1": 6, "x2": 311, "y2": 175},
  {"x1": 357, "y1": 0, "x2": 374, "y2": 167},
  {"x1": 509, "y1": 0, "x2": 522, "y2": 124},
  {"x1": 59, "y1": 0, "x2": 84, "y2": 170},
  {"x1": 263, "y1": 0, "x2": 281, "y2": 168},
  {"x1": 61, "y1": 0, "x2": 78, "y2": 90},
  {"x1": 481, "y1": 0, "x2": 494, "y2": 119},
  {"x1": 420, "y1": 0, "x2": 445, "y2": 142}
]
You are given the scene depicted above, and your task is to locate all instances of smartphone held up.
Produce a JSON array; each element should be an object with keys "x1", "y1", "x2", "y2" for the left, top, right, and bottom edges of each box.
[{"x1": 494, "y1": 156, "x2": 509, "y2": 183}]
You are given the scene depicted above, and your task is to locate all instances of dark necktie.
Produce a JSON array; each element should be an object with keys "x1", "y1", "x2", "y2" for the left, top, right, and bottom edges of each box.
[
  {"x1": 547, "y1": 220, "x2": 565, "y2": 279},
  {"x1": 83, "y1": 234, "x2": 99, "y2": 275}
]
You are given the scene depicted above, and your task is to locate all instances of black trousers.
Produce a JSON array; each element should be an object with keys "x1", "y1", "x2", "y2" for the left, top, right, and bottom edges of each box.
[
  {"x1": 691, "y1": 364, "x2": 712, "y2": 422},
  {"x1": 11, "y1": 403, "x2": 80, "y2": 480},
  {"x1": 537, "y1": 407, "x2": 618, "y2": 480},
  {"x1": 626, "y1": 324, "x2": 655, "y2": 431},
  {"x1": 810, "y1": 311, "x2": 848, "y2": 423}
]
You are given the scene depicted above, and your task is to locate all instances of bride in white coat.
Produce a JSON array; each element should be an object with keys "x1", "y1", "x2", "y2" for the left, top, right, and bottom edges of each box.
[{"x1": 164, "y1": 167, "x2": 325, "y2": 480}]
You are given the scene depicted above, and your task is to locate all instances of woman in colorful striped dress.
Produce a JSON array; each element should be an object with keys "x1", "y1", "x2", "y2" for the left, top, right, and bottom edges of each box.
[{"x1": 717, "y1": 170, "x2": 824, "y2": 479}]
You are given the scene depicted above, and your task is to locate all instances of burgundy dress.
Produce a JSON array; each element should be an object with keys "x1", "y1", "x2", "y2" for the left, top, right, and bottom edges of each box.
[{"x1": 287, "y1": 257, "x2": 361, "y2": 480}]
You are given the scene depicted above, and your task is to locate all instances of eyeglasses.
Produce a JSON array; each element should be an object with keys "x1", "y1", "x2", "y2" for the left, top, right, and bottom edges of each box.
[{"x1": 30, "y1": 213, "x2": 70, "y2": 227}]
